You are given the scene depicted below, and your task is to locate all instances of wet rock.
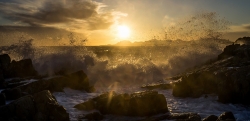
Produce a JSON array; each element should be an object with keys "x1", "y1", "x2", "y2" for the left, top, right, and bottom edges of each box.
[
  {"x1": 75, "y1": 90, "x2": 168, "y2": 116},
  {"x1": 218, "y1": 44, "x2": 240, "y2": 60},
  {"x1": 217, "y1": 112, "x2": 235, "y2": 121},
  {"x1": 81, "y1": 112, "x2": 104, "y2": 121},
  {"x1": 171, "y1": 113, "x2": 201, "y2": 121},
  {"x1": 67, "y1": 70, "x2": 91, "y2": 91},
  {"x1": 0, "y1": 95, "x2": 36, "y2": 121},
  {"x1": 0, "y1": 54, "x2": 11, "y2": 69},
  {"x1": 203, "y1": 115, "x2": 218, "y2": 121},
  {"x1": 172, "y1": 43, "x2": 250, "y2": 104},
  {"x1": 139, "y1": 113, "x2": 201, "y2": 121},
  {"x1": 141, "y1": 83, "x2": 172, "y2": 90},
  {"x1": 74, "y1": 100, "x2": 95, "y2": 111},
  {"x1": 0, "y1": 93, "x2": 6, "y2": 106},
  {"x1": 0, "y1": 90, "x2": 69, "y2": 121},
  {"x1": 18, "y1": 70, "x2": 94, "y2": 95},
  {"x1": 5, "y1": 59, "x2": 38, "y2": 78},
  {"x1": 1, "y1": 88, "x2": 22, "y2": 100},
  {"x1": 235, "y1": 37, "x2": 250, "y2": 45},
  {"x1": 33, "y1": 90, "x2": 69, "y2": 121}
]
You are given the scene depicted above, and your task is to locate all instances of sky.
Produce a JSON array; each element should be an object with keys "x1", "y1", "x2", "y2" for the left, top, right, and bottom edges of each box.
[{"x1": 0, "y1": 0, "x2": 250, "y2": 46}]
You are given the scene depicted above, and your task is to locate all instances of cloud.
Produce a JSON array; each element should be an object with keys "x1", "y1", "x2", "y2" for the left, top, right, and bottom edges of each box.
[
  {"x1": 0, "y1": 0, "x2": 125, "y2": 31},
  {"x1": 229, "y1": 23, "x2": 250, "y2": 32}
]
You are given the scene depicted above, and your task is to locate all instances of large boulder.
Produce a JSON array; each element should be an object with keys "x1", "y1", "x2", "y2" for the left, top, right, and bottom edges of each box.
[
  {"x1": 33, "y1": 90, "x2": 69, "y2": 121},
  {"x1": 4, "y1": 59, "x2": 38, "y2": 78},
  {"x1": 141, "y1": 83, "x2": 172, "y2": 90},
  {"x1": 0, "y1": 90, "x2": 69, "y2": 121},
  {"x1": 16, "y1": 70, "x2": 94, "y2": 95},
  {"x1": 202, "y1": 115, "x2": 218, "y2": 121},
  {"x1": 74, "y1": 90, "x2": 168, "y2": 116},
  {"x1": 0, "y1": 54, "x2": 11, "y2": 69},
  {"x1": 172, "y1": 43, "x2": 250, "y2": 104},
  {"x1": 235, "y1": 37, "x2": 250, "y2": 45},
  {"x1": 217, "y1": 112, "x2": 235, "y2": 121},
  {"x1": 0, "y1": 54, "x2": 11, "y2": 88}
]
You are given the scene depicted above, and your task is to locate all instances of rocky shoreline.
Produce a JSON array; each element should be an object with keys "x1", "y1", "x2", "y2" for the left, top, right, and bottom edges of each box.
[{"x1": 1, "y1": 37, "x2": 250, "y2": 120}]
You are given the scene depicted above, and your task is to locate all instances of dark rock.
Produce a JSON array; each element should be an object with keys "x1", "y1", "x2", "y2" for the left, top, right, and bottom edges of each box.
[
  {"x1": 0, "y1": 93, "x2": 6, "y2": 106},
  {"x1": 203, "y1": 115, "x2": 218, "y2": 121},
  {"x1": 1, "y1": 88, "x2": 22, "y2": 100},
  {"x1": 33, "y1": 90, "x2": 69, "y2": 121},
  {"x1": 0, "y1": 90, "x2": 69, "y2": 121},
  {"x1": 235, "y1": 37, "x2": 250, "y2": 45},
  {"x1": 74, "y1": 100, "x2": 95, "y2": 111},
  {"x1": 218, "y1": 44, "x2": 240, "y2": 60},
  {"x1": 16, "y1": 70, "x2": 93, "y2": 95},
  {"x1": 172, "y1": 45, "x2": 250, "y2": 104},
  {"x1": 171, "y1": 113, "x2": 201, "y2": 121},
  {"x1": 217, "y1": 112, "x2": 235, "y2": 121},
  {"x1": 140, "y1": 113, "x2": 201, "y2": 121},
  {"x1": 0, "y1": 54, "x2": 11, "y2": 69},
  {"x1": 75, "y1": 90, "x2": 168, "y2": 116},
  {"x1": 67, "y1": 70, "x2": 91, "y2": 91},
  {"x1": 141, "y1": 83, "x2": 172, "y2": 90},
  {"x1": 82, "y1": 112, "x2": 104, "y2": 121},
  {"x1": 0, "y1": 95, "x2": 36, "y2": 121},
  {"x1": 4, "y1": 59, "x2": 38, "y2": 78}
]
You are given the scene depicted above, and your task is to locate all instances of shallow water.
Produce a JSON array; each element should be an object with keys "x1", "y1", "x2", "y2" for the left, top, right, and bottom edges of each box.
[{"x1": 53, "y1": 88, "x2": 250, "y2": 121}]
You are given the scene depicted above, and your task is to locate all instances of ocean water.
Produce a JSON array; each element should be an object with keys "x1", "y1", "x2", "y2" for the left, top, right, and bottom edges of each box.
[
  {"x1": 53, "y1": 88, "x2": 250, "y2": 121},
  {"x1": 2, "y1": 39, "x2": 250, "y2": 120}
]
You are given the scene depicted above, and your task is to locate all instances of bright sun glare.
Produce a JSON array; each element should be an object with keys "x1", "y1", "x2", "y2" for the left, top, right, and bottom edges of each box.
[{"x1": 117, "y1": 25, "x2": 131, "y2": 39}]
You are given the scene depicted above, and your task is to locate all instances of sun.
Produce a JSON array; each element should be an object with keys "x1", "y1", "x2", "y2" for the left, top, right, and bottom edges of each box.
[{"x1": 117, "y1": 25, "x2": 131, "y2": 39}]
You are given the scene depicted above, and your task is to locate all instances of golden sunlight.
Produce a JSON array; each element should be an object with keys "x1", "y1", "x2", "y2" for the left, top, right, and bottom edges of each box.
[{"x1": 117, "y1": 25, "x2": 131, "y2": 39}]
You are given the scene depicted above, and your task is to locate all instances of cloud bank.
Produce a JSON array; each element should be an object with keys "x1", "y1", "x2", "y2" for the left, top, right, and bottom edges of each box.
[{"x1": 0, "y1": 0, "x2": 125, "y2": 31}]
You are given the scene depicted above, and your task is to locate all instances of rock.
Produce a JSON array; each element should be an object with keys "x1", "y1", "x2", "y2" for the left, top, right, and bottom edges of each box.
[
  {"x1": 33, "y1": 90, "x2": 69, "y2": 121},
  {"x1": 203, "y1": 115, "x2": 218, "y2": 121},
  {"x1": 141, "y1": 83, "x2": 172, "y2": 90},
  {"x1": 0, "y1": 93, "x2": 6, "y2": 106},
  {"x1": 1, "y1": 88, "x2": 22, "y2": 100},
  {"x1": 218, "y1": 44, "x2": 240, "y2": 60},
  {"x1": 67, "y1": 70, "x2": 91, "y2": 91},
  {"x1": 0, "y1": 90, "x2": 69, "y2": 121},
  {"x1": 0, "y1": 54, "x2": 11, "y2": 69},
  {"x1": 172, "y1": 44, "x2": 250, "y2": 104},
  {"x1": 75, "y1": 90, "x2": 168, "y2": 116},
  {"x1": 74, "y1": 100, "x2": 95, "y2": 111},
  {"x1": 82, "y1": 112, "x2": 104, "y2": 121},
  {"x1": 140, "y1": 113, "x2": 202, "y2": 121},
  {"x1": 171, "y1": 113, "x2": 201, "y2": 121},
  {"x1": 235, "y1": 37, "x2": 250, "y2": 45},
  {"x1": 4, "y1": 59, "x2": 38, "y2": 78},
  {"x1": 0, "y1": 95, "x2": 36, "y2": 121},
  {"x1": 18, "y1": 70, "x2": 94, "y2": 94},
  {"x1": 217, "y1": 112, "x2": 235, "y2": 121}
]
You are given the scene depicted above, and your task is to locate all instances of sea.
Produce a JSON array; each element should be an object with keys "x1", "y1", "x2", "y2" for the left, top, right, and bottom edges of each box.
[{"x1": 1, "y1": 39, "x2": 250, "y2": 121}]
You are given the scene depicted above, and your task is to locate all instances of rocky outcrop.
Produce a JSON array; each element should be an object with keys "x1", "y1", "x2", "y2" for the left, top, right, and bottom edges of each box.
[
  {"x1": 202, "y1": 115, "x2": 218, "y2": 121},
  {"x1": 172, "y1": 42, "x2": 250, "y2": 104},
  {"x1": 202, "y1": 112, "x2": 235, "y2": 121},
  {"x1": 4, "y1": 59, "x2": 38, "y2": 78},
  {"x1": 0, "y1": 54, "x2": 38, "y2": 88},
  {"x1": 235, "y1": 36, "x2": 250, "y2": 45},
  {"x1": 0, "y1": 90, "x2": 69, "y2": 121},
  {"x1": 74, "y1": 90, "x2": 168, "y2": 116},
  {"x1": 3, "y1": 70, "x2": 95, "y2": 96},
  {"x1": 141, "y1": 83, "x2": 172, "y2": 90},
  {"x1": 139, "y1": 113, "x2": 201, "y2": 121}
]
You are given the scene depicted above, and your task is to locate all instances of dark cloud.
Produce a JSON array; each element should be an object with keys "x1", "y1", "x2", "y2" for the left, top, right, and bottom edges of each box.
[{"x1": 0, "y1": 0, "x2": 120, "y2": 30}]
